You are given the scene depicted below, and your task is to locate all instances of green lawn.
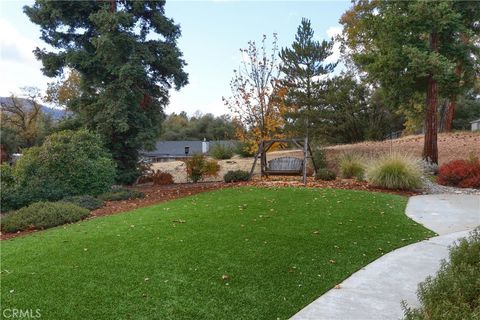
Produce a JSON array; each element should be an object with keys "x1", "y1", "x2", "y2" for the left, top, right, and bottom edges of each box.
[{"x1": 1, "y1": 187, "x2": 434, "y2": 319}]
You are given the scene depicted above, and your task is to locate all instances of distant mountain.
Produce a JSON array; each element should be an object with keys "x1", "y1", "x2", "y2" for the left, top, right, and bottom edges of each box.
[{"x1": 0, "y1": 97, "x2": 67, "y2": 120}]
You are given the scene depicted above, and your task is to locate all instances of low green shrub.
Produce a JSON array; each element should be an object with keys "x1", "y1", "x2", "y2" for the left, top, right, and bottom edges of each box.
[
  {"x1": 312, "y1": 149, "x2": 328, "y2": 170},
  {"x1": 402, "y1": 227, "x2": 480, "y2": 319},
  {"x1": 61, "y1": 195, "x2": 104, "y2": 211},
  {"x1": 98, "y1": 188, "x2": 145, "y2": 201},
  {"x1": 210, "y1": 144, "x2": 234, "y2": 160},
  {"x1": 224, "y1": 170, "x2": 250, "y2": 183},
  {"x1": 366, "y1": 153, "x2": 422, "y2": 190},
  {"x1": 339, "y1": 154, "x2": 365, "y2": 180},
  {"x1": 1, "y1": 202, "x2": 89, "y2": 233},
  {"x1": 9, "y1": 130, "x2": 116, "y2": 210},
  {"x1": 315, "y1": 168, "x2": 337, "y2": 181}
]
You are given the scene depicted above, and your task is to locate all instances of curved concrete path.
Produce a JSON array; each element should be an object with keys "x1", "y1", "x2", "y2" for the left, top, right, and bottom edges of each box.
[{"x1": 291, "y1": 194, "x2": 480, "y2": 320}]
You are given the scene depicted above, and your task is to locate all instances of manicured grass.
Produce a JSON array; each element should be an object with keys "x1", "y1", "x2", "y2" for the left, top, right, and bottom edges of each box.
[{"x1": 1, "y1": 187, "x2": 434, "y2": 319}]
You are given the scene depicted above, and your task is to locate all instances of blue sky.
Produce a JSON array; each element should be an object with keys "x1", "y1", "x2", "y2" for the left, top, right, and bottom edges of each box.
[{"x1": 0, "y1": 0, "x2": 350, "y2": 116}]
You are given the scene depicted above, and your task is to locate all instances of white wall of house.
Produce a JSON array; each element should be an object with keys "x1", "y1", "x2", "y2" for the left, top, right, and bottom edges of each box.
[{"x1": 471, "y1": 121, "x2": 480, "y2": 131}]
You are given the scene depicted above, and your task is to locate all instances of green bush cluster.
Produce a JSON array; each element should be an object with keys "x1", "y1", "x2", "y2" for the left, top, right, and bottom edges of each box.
[
  {"x1": 339, "y1": 153, "x2": 365, "y2": 180},
  {"x1": 1, "y1": 202, "x2": 89, "y2": 233},
  {"x1": 224, "y1": 170, "x2": 250, "y2": 183},
  {"x1": 210, "y1": 144, "x2": 234, "y2": 160},
  {"x1": 403, "y1": 228, "x2": 480, "y2": 319},
  {"x1": 315, "y1": 168, "x2": 337, "y2": 181},
  {"x1": 1, "y1": 164, "x2": 17, "y2": 212},
  {"x1": 61, "y1": 195, "x2": 104, "y2": 211},
  {"x1": 98, "y1": 188, "x2": 145, "y2": 201},
  {"x1": 366, "y1": 153, "x2": 422, "y2": 190},
  {"x1": 2, "y1": 130, "x2": 116, "y2": 211}
]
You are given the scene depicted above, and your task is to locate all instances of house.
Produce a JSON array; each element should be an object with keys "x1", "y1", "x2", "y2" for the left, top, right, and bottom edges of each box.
[
  {"x1": 140, "y1": 139, "x2": 237, "y2": 162},
  {"x1": 470, "y1": 119, "x2": 480, "y2": 132}
]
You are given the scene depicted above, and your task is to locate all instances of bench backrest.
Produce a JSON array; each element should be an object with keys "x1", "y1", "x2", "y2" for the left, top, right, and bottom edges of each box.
[{"x1": 267, "y1": 157, "x2": 303, "y2": 171}]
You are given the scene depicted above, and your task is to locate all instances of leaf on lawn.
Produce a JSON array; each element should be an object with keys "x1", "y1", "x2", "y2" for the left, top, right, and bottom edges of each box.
[
  {"x1": 172, "y1": 219, "x2": 186, "y2": 224},
  {"x1": 222, "y1": 274, "x2": 230, "y2": 281}
]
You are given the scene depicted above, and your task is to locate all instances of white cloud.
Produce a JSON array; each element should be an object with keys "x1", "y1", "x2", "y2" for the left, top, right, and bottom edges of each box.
[
  {"x1": 325, "y1": 25, "x2": 342, "y2": 65},
  {"x1": 0, "y1": 18, "x2": 49, "y2": 96}
]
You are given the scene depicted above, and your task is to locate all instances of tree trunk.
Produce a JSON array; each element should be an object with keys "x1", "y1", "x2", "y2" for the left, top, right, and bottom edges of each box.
[
  {"x1": 444, "y1": 34, "x2": 467, "y2": 132},
  {"x1": 444, "y1": 63, "x2": 463, "y2": 132},
  {"x1": 423, "y1": 32, "x2": 439, "y2": 164},
  {"x1": 444, "y1": 94, "x2": 456, "y2": 132}
]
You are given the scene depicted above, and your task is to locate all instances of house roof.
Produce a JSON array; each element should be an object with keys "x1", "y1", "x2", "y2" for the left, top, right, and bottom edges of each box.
[
  {"x1": 140, "y1": 140, "x2": 237, "y2": 157},
  {"x1": 141, "y1": 141, "x2": 203, "y2": 157},
  {"x1": 469, "y1": 118, "x2": 480, "y2": 124}
]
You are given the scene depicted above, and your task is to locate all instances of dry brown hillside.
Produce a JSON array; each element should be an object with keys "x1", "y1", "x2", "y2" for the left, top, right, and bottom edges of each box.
[{"x1": 324, "y1": 131, "x2": 480, "y2": 165}]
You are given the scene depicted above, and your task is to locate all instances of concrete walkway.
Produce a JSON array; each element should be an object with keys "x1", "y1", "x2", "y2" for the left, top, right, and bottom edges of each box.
[{"x1": 291, "y1": 194, "x2": 479, "y2": 320}]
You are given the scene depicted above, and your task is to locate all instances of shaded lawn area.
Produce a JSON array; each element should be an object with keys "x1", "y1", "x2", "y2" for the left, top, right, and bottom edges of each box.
[{"x1": 1, "y1": 187, "x2": 434, "y2": 319}]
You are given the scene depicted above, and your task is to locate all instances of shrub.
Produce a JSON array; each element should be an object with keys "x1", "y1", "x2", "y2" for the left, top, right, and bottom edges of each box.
[
  {"x1": 437, "y1": 157, "x2": 480, "y2": 189},
  {"x1": 0, "y1": 164, "x2": 18, "y2": 212},
  {"x1": 184, "y1": 154, "x2": 220, "y2": 183},
  {"x1": 224, "y1": 170, "x2": 250, "y2": 183},
  {"x1": 1, "y1": 202, "x2": 89, "y2": 233},
  {"x1": 152, "y1": 170, "x2": 174, "y2": 185},
  {"x1": 315, "y1": 168, "x2": 337, "y2": 181},
  {"x1": 98, "y1": 188, "x2": 145, "y2": 201},
  {"x1": 366, "y1": 153, "x2": 422, "y2": 190},
  {"x1": 402, "y1": 227, "x2": 480, "y2": 320},
  {"x1": 10, "y1": 130, "x2": 116, "y2": 209},
  {"x1": 210, "y1": 144, "x2": 234, "y2": 160},
  {"x1": 61, "y1": 195, "x2": 104, "y2": 211},
  {"x1": 312, "y1": 148, "x2": 328, "y2": 170},
  {"x1": 235, "y1": 142, "x2": 256, "y2": 158},
  {"x1": 338, "y1": 153, "x2": 365, "y2": 180}
]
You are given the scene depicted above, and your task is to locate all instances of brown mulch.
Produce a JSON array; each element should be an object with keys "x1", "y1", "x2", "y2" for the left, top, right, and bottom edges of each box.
[{"x1": 0, "y1": 179, "x2": 418, "y2": 241}]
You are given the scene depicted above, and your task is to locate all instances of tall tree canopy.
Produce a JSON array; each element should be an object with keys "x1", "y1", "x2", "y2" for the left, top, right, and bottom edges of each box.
[
  {"x1": 223, "y1": 34, "x2": 286, "y2": 153},
  {"x1": 25, "y1": 0, "x2": 188, "y2": 183},
  {"x1": 0, "y1": 88, "x2": 52, "y2": 151},
  {"x1": 279, "y1": 18, "x2": 337, "y2": 139},
  {"x1": 159, "y1": 112, "x2": 236, "y2": 141},
  {"x1": 341, "y1": 0, "x2": 479, "y2": 164},
  {"x1": 320, "y1": 74, "x2": 403, "y2": 144}
]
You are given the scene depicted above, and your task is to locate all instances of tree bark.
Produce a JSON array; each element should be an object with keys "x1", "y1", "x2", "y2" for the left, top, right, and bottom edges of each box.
[
  {"x1": 444, "y1": 34, "x2": 468, "y2": 132},
  {"x1": 444, "y1": 95, "x2": 456, "y2": 132},
  {"x1": 423, "y1": 32, "x2": 439, "y2": 164}
]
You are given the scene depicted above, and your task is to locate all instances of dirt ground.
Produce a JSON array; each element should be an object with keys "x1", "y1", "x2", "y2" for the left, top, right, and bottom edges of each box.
[
  {"x1": 151, "y1": 150, "x2": 309, "y2": 183},
  {"x1": 324, "y1": 131, "x2": 480, "y2": 166},
  {"x1": 152, "y1": 131, "x2": 480, "y2": 183}
]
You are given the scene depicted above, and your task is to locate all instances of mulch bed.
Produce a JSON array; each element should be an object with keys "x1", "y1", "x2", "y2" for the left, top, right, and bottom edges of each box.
[{"x1": 0, "y1": 179, "x2": 418, "y2": 241}]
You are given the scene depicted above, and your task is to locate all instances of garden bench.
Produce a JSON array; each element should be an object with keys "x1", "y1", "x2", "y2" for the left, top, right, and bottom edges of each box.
[{"x1": 265, "y1": 157, "x2": 304, "y2": 175}]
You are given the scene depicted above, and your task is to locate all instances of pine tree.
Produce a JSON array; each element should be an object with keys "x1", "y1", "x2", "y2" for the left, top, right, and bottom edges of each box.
[
  {"x1": 24, "y1": 0, "x2": 188, "y2": 183},
  {"x1": 341, "y1": 0, "x2": 479, "y2": 164},
  {"x1": 279, "y1": 18, "x2": 337, "y2": 139}
]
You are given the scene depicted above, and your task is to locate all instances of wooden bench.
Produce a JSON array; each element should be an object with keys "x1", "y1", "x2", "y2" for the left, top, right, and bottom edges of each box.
[{"x1": 265, "y1": 157, "x2": 304, "y2": 175}]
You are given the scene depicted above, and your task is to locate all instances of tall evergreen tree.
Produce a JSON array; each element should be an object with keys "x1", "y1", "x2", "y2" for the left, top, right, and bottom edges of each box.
[
  {"x1": 279, "y1": 18, "x2": 337, "y2": 139},
  {"x1": 24, "y1": 0, "x2": 188, "y2": 183},
  {"x1": 341, "y1": 0, "x2": 479, "y2": 164}
]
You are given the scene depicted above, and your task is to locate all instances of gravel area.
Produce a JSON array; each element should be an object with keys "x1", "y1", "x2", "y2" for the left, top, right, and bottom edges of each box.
[{"x1": 421, "y1": 176, "x2": 480, "y2": 195}]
